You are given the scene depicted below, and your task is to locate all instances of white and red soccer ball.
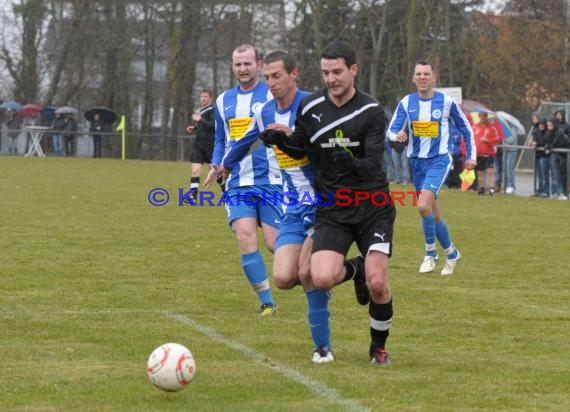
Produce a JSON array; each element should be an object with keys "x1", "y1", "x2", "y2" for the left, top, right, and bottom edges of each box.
[{"x1": 147, "y1": 343, "x2": 196, "y2": 392}]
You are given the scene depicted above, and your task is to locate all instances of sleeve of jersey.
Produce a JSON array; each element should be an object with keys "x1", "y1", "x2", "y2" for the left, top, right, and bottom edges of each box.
[
  {"x1": 353, "y1": 107, "x2": 385, "y2": 179},
  {"x1": 387, "y1": 101, "x2": 408, "y2": 141},
  {"x1": 278, "y1": 112, "x2": 309, "y2": 160},
  {"x1": 221, "y1": 119, "x2": 260, "y2": 171},
  {"x1": 212, "y1": 101, "x2": 226, "y2": 166},
  {"x1": 450, "y1": 103, "x2": 477, "y2": 160},
  {"x1": 202, "y1": 108, "x2": 215, "y2": 132}
]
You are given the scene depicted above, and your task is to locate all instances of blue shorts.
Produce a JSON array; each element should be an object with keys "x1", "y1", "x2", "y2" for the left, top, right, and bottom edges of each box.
[
  {"x1": 275, "y1": 204, "x2": 316, "y2": 250},
  {"x1": 224, "y1": 185, "x2": 284, "y2": 228},
  {"x1": 410, "y1": 153, "x2": 452, "y2": 196}
]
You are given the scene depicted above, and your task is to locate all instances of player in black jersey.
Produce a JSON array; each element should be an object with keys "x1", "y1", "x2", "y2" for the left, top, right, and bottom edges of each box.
[
  {"x1": 185, "y1": 89, "x2": 221, "y2": 201},
  {"x1": 262, "y1": 41, "x2": 395, "y2": 366}
]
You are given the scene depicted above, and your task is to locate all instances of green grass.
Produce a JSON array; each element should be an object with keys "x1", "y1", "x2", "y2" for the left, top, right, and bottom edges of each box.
[{"x1": 1, "y1": 156, "x2": 569, "y2": 411}]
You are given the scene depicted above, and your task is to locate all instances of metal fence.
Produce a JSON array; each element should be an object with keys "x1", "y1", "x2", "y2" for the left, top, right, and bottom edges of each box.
[
  {"x1": 0, "y1": 127, "x2": 195, "y2": 161},
  {"x1": 3, "y1": 125, "x2": 570, "y2": 197},
  {"x1": 502, "y1": 143, "x2": 570, "y2": 196}
]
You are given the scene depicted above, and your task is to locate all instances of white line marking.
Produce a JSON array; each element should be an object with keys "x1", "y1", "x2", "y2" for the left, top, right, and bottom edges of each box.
[
  {"x1": 34, "y1": 309, "x2": 370, "y2": 411},
  {"x1": 163, "y1": 311, "x2": 370, "y2": 412}
]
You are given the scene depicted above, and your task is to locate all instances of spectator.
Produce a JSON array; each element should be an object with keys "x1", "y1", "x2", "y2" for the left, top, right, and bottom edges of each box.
[
  {"x1": 531, "y1": 119, "x2": 567, "y2": 200},
  {"x1": 63, "y1": 115, "x2": 78, "y2": 156},
  {"x1": 529, "y1": 112, "x2": 542, "y2": 195},
  {"x1": 502, "y1": 121, "x2": 522, "y2": 195},
  {"x1": 6, "y1": 111, "x2": 22, "y2": 155},
  {"x1": 51, "y1": 113, "x2": 66, "y2": 156},
  {"x1": 89, "y1": 112, "x2": 108, "y2": 158},
  {"x1": 494, "y1": 134, "x2": 504, "y2": 193},
  {"x1": 446, "y1": 121, "x2": 463, "y2": 189},
  {"x1": 473, "y1": 112, "x2": 502, "y2": 195},
  {"x1": 553, "y1": 109, "x2": 570, "y2": 197},
  {"x1": 530, "y1": 118, "x2": 551, "y2": 197}
]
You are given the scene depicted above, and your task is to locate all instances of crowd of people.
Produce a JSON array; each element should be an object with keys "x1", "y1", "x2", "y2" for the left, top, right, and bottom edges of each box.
[
  {"x1": 529, "y1": 110, "x2": 570, "y2": 199},
  {"x1": 0, "y1": 108, "x2": 114, "y2": 158}
]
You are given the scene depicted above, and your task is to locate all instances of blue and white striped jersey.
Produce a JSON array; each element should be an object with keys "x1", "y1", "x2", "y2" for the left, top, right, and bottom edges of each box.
[
  {"x1": 258, "y1": 90, "x2": 314, "y2": 205},
  {"x1": 387, "y1": 91, "x2": 476, "y2": 161},
  {"x1": 212, "y1": 81, "x2": 281, "y2": 189}
]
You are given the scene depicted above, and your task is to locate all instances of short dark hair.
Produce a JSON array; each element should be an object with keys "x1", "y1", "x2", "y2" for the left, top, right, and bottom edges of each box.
[
  {"x1": 263, "y1": 50, "x2": 297, "y2": 74},
  {"x1": 414, "y1": 59, "x2": 437, "y2": 73},
  {"x1": 200, "y1": 89, "x2": 213, "y2": 97},
  {"x1": 320, "y1": 41, "x2": 357, "y2": 68}
]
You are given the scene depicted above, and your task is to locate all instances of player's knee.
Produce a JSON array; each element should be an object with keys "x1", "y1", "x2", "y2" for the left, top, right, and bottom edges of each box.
[
  {"x1": 273, "y1": 271, "x2": 297, "y2": 290},
  {"x1": 311, "y1": 272, "x2": 336, "y2": 290},
  {"x1": 235, "y1": 227, "x2": 257, "y2": 246},
  {"x1": 264, "y1": 241, "x2": 275, "y2": 253},
  {"x1": 297, "y1": 263, "x2": 311, "y2": 284},
  {"x1": 367, "y1": 272, "x2": 389, "y2": 295},
  {"x1": 417, "y1": 202, "x2": 432, "y2": 216}
]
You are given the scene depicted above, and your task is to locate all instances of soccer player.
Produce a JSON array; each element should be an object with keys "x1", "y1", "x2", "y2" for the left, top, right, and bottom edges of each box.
[
  {"x1": 261, "y1": 41, "x2": 395, "y2": 366},
  {"x1": 387, "y1": 60, "x2": 476, "y2": 275},
  {"x1": 185, "y1": 89, "x2": 220, "y2": 202},
  {"x1": 204, "y1": 44, "x2": 282, "y2": 316}
]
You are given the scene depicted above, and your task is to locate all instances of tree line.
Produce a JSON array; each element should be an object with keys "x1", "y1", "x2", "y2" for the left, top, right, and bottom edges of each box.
[{"x1": 1, "y1": 0, "x2": 568, "y2": 159}]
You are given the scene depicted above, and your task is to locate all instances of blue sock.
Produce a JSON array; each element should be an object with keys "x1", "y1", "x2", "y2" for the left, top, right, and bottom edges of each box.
[
  {"x1": 422, "y1": 214, "x2": 437, "y2": 257},
  {"x1": 241, "y1": 251, "x2": 274, "y2": 305},
  {"x1": 306, "y1": 289, "x2": 331, "y2": 349},
  {"x1": 435, "y1": 219, "x2": 457, "y2": 259}
]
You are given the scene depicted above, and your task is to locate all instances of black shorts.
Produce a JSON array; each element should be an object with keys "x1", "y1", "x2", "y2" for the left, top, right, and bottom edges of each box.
[
  {"x1": 476, "y1": 156, "x2": 494, "y2": 171},
  {"x1": 312, "y1": 205, "x2": 396, "y2": 257},
  {"x1": 190, "y1": 139, "x2": 214, "y2": 164}
]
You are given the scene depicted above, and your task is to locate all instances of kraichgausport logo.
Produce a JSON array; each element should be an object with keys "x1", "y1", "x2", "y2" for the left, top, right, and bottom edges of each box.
[{"x1": 147, "y1": 188, "x2": 421, "y2": 207}]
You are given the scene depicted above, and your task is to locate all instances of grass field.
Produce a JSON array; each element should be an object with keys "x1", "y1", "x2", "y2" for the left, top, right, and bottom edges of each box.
[{"x1": 1, "y1": 156, "x2": 569, "y2": 412}]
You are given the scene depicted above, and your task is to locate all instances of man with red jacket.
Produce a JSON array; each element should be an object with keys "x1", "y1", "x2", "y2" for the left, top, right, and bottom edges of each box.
[{"x1": 473, "y1": 111, "x2": 502, "y2": 195}]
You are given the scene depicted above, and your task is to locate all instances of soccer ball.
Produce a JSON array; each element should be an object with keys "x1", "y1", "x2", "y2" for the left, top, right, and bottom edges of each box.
[{"x1": 147, "y1": 343, "x2": 196, "y2": 392}]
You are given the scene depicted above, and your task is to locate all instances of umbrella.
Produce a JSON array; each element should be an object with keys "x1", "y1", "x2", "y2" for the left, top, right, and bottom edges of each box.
[
  {"x1": 18, "y1": 103, "x2": 42, "y2": 117},
  {"x1": 0, "y1": 101, "x2": 22, "y2": 111},
  {"x1": 84, "y1": 106, "x2": 117, "y2": 123},
  {"x1": 55, "y1": 106, "x2": 78, "y2": 115},
  {"x1": 41, "y1": 106, "x2": 57, "y2": 123},
  {"x1": 461, "y1": 99, "x2": 493, "y2": 114},
  {"x1": 461, "y1": 99, "x2": 511, "y2": 140},
  {"x1": 496, "y1": 111, "x2": 525, "y2": 135}
]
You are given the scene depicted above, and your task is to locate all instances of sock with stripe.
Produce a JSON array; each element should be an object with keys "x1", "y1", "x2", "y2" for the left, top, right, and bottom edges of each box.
[
  {"x1": 241, "y1": 251, "x2": 274, "y2": 305},
  {"x1": 435, "y1": 218, "x2": 458, "y2": 259}
]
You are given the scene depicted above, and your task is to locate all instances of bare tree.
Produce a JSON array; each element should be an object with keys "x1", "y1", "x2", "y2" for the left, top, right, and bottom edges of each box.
[
  {"x1": 43, "y1": 0, "x2": 90, "y2": 106},
  {"x1": 1, "y1": 0, "x2": 46, "y2": 103}
]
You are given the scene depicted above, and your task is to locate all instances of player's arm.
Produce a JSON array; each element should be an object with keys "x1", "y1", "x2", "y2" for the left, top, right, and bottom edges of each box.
[
  {"x1": 205, "y1": 99, "x2": 227, "y2": 188},
  {"x1": 450, "y1": 102, "x2": 477, "y2": 168},
  {"x1": 221, "y1": 119, "x2": 260, "y2": 171},
  {"x1": 333, "y1": 106, "x2": 384, "y2": 179},
  {"x1": 261, "y1": 107, "x2": 307, "y2": 159},
  {"x1": 211, "y1": 97, "x2": 226, "y2": 167},
  {"x1": 387, "y1": 99, "x2": 409, "y2": 142},
  {"x1": 200, "y1": 107, "x2": 215, "y2": 132}
]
